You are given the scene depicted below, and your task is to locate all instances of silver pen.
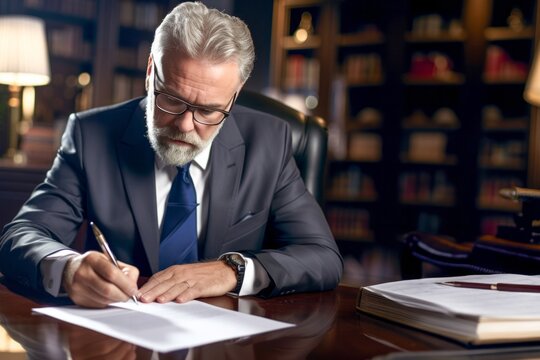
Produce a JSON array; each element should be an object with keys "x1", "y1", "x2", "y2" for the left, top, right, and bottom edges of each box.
[{"x1": 90, "y1": 222, "x2": 138, "y2": 304}]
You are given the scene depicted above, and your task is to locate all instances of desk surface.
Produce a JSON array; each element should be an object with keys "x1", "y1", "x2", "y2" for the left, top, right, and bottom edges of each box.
[{"x1": 0, "y1": 280, "x2": 473, "y2": 359}]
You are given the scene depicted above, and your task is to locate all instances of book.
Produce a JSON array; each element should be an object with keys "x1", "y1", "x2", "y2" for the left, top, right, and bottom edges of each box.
[{"x1": 356, "y1": 274, "x2": 540, "y2": 345}]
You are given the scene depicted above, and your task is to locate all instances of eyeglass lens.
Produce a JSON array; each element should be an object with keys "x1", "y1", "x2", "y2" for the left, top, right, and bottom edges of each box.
[{"x1": 156, "y1": 93, "x2": 226, "y2": 124}]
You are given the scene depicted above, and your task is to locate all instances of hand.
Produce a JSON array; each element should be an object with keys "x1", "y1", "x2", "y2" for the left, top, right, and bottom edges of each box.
[
  {"x1": 138, "y1": 261, "x2": 236, "y2": 303},
  {"x1": 66, "y1": 324, "x2": 136, "y2": 360},
  {"x1": 63, "y1": 251, "x2": 139, "y2": 308}
]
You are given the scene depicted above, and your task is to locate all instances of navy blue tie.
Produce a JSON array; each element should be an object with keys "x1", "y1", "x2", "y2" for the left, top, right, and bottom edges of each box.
[{"x1": 159, "y1": 163, "x2": 198, "y2": 270}]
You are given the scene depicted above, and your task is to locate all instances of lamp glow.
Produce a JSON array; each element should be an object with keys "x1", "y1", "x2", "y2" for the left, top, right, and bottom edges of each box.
[
  {"x1": 0, "y1": 15, "x2": 50, "y2": 162},
  {"x1": 0, "y1": 16, "x2": 50, "y2": 86}
]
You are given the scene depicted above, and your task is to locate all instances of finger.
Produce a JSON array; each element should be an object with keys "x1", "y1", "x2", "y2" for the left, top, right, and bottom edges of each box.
[
  {"x1": 139, "y1": 277, "x2": 177, "y2": 303},
  {"x1": 117, "y1": 261, "x2": 140, "y2": 283},
  {"x1": 138, "y1": 270, "x2": 175, "y2": 302},
  {"x1": 118, "y1": 262, "x2": 140, "y2": 297},
  {"x1": 69, "y1": 279, "x2": 116, "y2": 308},
  {"x1": 71, "y1": 254, "x2": 135, "y2": 304},
  {"x1": 139, "y1": 268, "x2": 172, "y2": 293},
  {"x1": 155, "y1": 280, "x2": 193, "y2": 303},
  {"x1": 70, "y1": 290, "x2": 109, "y2": 308},
  {"x1": 175, "y1": 286, "x2": 197, "y2": 303},
  {"x1": 66, "y1": 253, "x2": 122, "y2": 307},
  {"x1": 91, "y1": 256, "x2": 139, "y2": 300}
]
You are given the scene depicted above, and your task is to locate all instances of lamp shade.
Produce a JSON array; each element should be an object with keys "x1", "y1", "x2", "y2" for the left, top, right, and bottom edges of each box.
[
  {"x1": 0, "y1": 16, "x2": 50, "y2": 86},
  {"x1": 525, "y1": 48, "x2": 540, "y2": 106}
]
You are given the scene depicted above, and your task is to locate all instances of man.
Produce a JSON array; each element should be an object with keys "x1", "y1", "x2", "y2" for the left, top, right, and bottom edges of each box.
[{"x1": 0, "y1": 2, "x2": 342, "y2": 308}]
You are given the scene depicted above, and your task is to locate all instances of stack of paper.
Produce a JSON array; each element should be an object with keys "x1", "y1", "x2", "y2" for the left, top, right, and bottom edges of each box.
[{"x1": 357, "y1": 274, "x2": 540, "y2": 345}]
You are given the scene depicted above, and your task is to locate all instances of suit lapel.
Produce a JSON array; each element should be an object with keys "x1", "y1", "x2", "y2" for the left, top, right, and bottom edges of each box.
[
  {"x1": 117, "y1": 98, "x2": 160, "y2": 273},
  {"x1": 203, "y1": 115, "x2": 245, "y2": 259}
]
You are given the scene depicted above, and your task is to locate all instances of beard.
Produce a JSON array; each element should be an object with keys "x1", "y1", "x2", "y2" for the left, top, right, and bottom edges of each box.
[{"x1": 145, "y1": 100, "x2": 222, "y2": 166}]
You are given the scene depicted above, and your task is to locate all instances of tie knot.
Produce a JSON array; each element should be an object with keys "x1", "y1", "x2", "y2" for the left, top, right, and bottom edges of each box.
[{"x1": 177, "y1": 163, "x2": 191, "y2": 183}]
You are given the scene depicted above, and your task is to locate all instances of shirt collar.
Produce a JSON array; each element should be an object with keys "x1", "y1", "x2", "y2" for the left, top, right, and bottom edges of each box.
[{"x1": 155, "y1": 142, "x2": 212, "y2": 171}]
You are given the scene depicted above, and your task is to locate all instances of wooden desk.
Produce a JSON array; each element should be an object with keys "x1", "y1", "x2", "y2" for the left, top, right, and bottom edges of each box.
[{"x1": 0, "y1": 280, "x2": 469, "y2": 359}]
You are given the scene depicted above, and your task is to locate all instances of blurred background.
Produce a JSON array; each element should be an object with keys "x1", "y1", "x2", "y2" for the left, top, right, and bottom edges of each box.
[{"x1": 0, "y1": 0, "x2": 539, "y2": 285}]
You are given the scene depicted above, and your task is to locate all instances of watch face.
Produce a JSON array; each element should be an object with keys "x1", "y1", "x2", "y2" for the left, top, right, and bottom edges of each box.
[{"x1": 229, "y1": 254, "x2": 244, "y2": 265}]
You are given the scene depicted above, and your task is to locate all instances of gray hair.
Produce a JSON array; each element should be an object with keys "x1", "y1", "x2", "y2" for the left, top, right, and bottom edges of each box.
[{"x1": 151, "y1": 2, "x2": 255, "y2": 84}]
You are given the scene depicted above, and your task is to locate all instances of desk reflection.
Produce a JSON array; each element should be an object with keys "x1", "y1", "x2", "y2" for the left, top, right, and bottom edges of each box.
[
  {"x1": 0, "y1": 286, "x2": 338, "y2": 360},
  {"x1": 198, "y1": 291, "x2": 338, "y2": 359}
]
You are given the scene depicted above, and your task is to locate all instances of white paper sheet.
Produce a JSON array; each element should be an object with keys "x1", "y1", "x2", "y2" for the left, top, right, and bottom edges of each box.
[{"x1": 33, "y1": 300, "x2": 294, "y2": 353}]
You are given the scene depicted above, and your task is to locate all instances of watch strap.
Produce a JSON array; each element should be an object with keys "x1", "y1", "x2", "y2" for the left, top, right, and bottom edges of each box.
[{"x1": 222, "y1": 254, "x2": 245, "y2": 294}]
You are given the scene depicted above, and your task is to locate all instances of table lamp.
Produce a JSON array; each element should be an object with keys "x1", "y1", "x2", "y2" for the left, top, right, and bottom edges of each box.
[{"x1": 0, "y1": 15, "x2": 50, "y2": 162}]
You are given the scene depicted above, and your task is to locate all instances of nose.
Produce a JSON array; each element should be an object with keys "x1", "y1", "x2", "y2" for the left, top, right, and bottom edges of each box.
[{"x1": 173, "y1": 109, "x2": 196, "y2": 132}]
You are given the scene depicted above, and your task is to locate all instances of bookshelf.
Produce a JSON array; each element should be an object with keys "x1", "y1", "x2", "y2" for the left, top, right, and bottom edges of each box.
[
  {"x1": 0, "y1": 0, "x2": 173, "y2": 163},
  {"x1": 270, "y1": 0, "x2": 538, "y2": 247},
  {"x1": 476, "y1": 0, "x2": 535, "y2": 236},
  {"x1": 114, "y1": 0, "x2": 166, "y2": 104}
]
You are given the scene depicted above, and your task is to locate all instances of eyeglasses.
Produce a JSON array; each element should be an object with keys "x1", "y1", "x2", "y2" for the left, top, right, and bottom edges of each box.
[{"x1": 152, "y1": 63, "x2": 236, "y2": 126}]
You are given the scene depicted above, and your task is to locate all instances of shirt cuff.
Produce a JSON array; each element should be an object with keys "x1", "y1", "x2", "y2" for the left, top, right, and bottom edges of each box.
[
  {"x1": 219, "y1": 252, "x2": 270, "y2": 296},
  {"x1": 40, "y1": 250, "x2": 79, "y2": 296}
]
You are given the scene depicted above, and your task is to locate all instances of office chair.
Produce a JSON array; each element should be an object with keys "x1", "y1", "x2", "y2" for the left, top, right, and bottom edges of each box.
[{"x1": 236, "y1": 90, "x2": 329, "y2": 205}]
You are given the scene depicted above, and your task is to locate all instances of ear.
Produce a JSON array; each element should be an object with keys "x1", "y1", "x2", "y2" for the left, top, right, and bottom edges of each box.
[{"x1": 145, "y1": 55, "x2": 153, "y2": 91}]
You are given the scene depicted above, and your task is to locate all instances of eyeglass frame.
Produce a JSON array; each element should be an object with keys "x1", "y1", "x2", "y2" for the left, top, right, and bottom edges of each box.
[{"x1": 152, "y1": 62, "x2": 237, "y2": 126}]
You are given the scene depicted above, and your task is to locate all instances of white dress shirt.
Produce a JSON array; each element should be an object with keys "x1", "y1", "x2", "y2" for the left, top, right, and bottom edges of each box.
[{"x1": 40, "y1": 144, "x2": 270, "y2": 297}]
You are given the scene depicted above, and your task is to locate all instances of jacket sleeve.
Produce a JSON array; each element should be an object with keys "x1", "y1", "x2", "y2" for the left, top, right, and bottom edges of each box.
[
  {"x1": 0, "y1": 114, "x2": 86, "y2": 291},
  {"x1": 249, "y1": 123, "x2": 343, "y2": 297}
]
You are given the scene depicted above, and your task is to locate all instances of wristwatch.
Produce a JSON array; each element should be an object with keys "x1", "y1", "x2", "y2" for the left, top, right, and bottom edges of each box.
[{"x1": 222, "y1": 253, "x2": 246, "y2": 294}]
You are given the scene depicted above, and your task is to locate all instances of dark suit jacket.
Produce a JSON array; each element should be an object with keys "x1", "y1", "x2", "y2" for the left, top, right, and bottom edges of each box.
[{"x1": 0, "y1": 97, "x2": 342, "y2": 297}]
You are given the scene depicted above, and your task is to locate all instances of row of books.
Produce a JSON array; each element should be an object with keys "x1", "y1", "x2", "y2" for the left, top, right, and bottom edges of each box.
[
  {"x1": 48, "y1": 26, "x2": 93, "y2": 61},
  {"x1": 119, "y1": 0, "x2": 165, "y2": 31},
  {"x1": 284, "y1": 55, "x2": 319, "y2": 93},
  {"x1": 484, "y1": 45, "x2": 528, "y2": 81},
  {"x1": 342, "y1": 246, "x2": 401, "y2": 285},
  {"x1": 23, "y1": 0, "x2": 96, "y2": 19},
  {"x1": 399, "y1": 171, "x2": 456, "y2": 205},
  {"x1": 327, "y1": 167, "x2": 377, "y2": 200},
  {"x1": 326, "y1": 207, "x2": 372, "y2": 241},
  {"x1": 408, "y1": 52, "x2": 456, "y2": 80},
  {"x1": 117, "y1": 42, "x2": 151, "y2": 71},
  {"x1": 405, "y1": 46, "x2": 529, "y2": 82},
  {"x1": 113, "y1": 74, "x2": 145, "y2": 104},
  {"x1": 342, "y1": 53, "x2": 383, "y2": 84}
]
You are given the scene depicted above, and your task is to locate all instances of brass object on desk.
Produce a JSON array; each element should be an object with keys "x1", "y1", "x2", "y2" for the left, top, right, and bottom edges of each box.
[{"x1": 497, "y1": 186, "x2": 540, "y2": 243}]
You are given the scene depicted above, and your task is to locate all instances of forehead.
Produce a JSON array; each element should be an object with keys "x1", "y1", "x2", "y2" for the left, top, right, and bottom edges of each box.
[{"x1": 157, "y1": 52, "x2": 241, "y2": 94}]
